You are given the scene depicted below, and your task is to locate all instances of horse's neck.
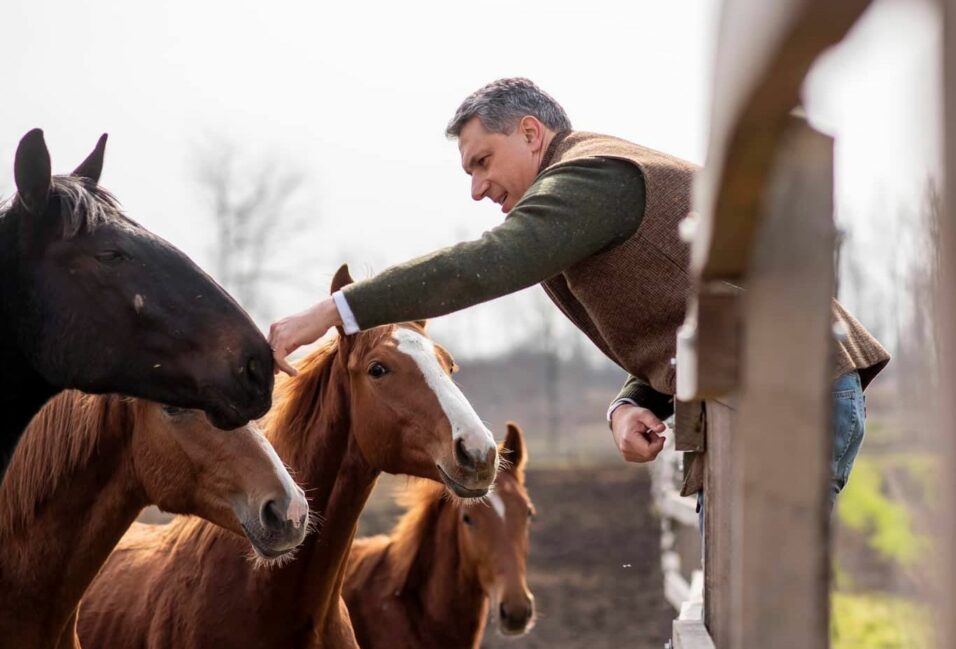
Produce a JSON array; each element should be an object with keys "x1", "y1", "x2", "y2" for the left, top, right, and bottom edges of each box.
[
  {"x1": 0, "y1": 211, "x2": 56, "y2": 475},
  {"x1": 298, "y1": 429, "x2": 380, "y2": 636},
  {"x1": 0, "y1": 399, "x2": 144, "y2": 646},
  {"x1": 264, "y1": 383, "x2": 381, "y2": 638},
  {"x1": 407, "y1": 508, "x2": 488, "y2": 647}
]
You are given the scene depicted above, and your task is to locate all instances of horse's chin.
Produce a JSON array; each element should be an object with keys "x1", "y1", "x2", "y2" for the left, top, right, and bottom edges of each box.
[{"x1": 435, "y1": 464, "x2": 490, "y2": 500}]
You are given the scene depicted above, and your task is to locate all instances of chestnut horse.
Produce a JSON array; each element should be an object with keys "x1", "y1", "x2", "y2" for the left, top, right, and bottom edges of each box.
[
  {"x1": 0, "y1": 390, "x2": 308, "y2": 649},
  {"x1": 344, "y1": 422, "x2": 536, "y2": 649},
  {"x1": 0, "y1": 129, "x2": 274, "y2": 474},
  {"x1": 78, "y1": 264, "x2": 498, "y2": 649}
]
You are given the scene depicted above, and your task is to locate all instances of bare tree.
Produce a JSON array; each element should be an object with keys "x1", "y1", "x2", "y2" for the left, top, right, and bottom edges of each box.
[{"x1": 193, "y1": 136, "x2": 315, "y2": 323}]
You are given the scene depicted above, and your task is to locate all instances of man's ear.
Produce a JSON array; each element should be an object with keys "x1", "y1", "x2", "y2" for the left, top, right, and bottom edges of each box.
[
  {"x1": 502, "y1": 421, "x2": 528, "y2": 478},
  {"x1": 519, "y1": 116, "x2": 544, "y2": 151}
]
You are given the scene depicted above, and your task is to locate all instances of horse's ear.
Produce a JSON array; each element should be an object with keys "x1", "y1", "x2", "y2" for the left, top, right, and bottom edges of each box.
[
  {"x1": 71, "y1": 133, "x2": 108, "y2": 184},
  {"x1": 330, "y1": 263, "x2": 354, "y2": 294},
  {"x1": 502, "y1": 421, "x2": 527, "y2": 476},
  {"x1": 14, "y1": 128, "x2": 52, "y2": 215}
]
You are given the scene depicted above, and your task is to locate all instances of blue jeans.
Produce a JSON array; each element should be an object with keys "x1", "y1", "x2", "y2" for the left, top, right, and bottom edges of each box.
[{"x1": 697, "y1": 371, "x2": 865, "y2": 528}]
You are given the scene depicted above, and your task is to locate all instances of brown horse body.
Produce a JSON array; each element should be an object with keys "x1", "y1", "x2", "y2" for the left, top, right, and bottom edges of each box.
[
  {"x1": 344, "y1": 423, "x2": 536, "y2": 649},
  {"x1": 79, "y1": 267, "x2": 498, "y2": 649},
  {"x1": 0, "y1": 391, "x2": 307, "y2": 649}
]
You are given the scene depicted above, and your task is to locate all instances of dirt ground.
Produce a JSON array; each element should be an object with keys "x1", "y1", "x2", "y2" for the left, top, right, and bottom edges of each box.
[{"x1": 357, "y1": 464, "x2": 673, "y2": 649}]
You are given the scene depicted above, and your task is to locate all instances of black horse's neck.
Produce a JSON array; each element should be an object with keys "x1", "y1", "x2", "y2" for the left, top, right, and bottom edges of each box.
[{"x1": 0, "y1": 207, "x2": 57, "y2": 477}]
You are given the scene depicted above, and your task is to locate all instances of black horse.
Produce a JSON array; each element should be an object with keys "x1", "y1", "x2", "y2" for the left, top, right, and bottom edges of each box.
[{"x1": 0, "y1": 129, "x2": 275, "y2": 474}]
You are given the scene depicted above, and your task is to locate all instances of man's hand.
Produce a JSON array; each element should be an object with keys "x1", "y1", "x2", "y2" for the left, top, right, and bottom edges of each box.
[
  {"x1": 609, "y1": 404, "x2": 666, "y2": 463},
  {"x1": 268, "y1": 298, "x2": 342, "y2": 376}
]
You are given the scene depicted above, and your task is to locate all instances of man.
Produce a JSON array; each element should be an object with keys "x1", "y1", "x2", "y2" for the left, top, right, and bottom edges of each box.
[{"x1": 269, "y1": 78, "x2": 889, "y2": 504}]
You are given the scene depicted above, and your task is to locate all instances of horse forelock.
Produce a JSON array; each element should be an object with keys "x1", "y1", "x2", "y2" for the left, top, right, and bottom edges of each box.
[
  {"x1": 0, "y1": 175, "x2": 132, "y2": 239},
  {"x1": 0, "y1": 390, "x2": 127, "y2": 532},
  {"x1": 263, "y1": 326, "x2": 401, "y2": 469},
  {"x1": 50, "y1": 175, "x2": 131, "y2": 238}
]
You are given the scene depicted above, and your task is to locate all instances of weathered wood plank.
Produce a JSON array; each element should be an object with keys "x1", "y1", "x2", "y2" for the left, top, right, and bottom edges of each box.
[
  {"x1": 728, "y1": 118, "x2": 834, "y2": 648},
  {"x1": 703, "y1": 399, "x2": 735, "y2": 648}
]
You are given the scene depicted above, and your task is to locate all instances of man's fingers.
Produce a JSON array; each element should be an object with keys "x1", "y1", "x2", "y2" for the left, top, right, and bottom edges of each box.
[{"x1": 274, "y1": 354, "x2": 299, "y2": 377}]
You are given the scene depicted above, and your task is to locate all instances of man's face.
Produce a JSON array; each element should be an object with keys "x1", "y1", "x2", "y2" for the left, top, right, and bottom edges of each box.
[{"x1": 458, "y1": 117, "x2": 541, "y2": 214}]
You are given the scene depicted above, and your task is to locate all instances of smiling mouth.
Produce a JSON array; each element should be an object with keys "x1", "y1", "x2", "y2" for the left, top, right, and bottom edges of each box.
[{"x1": 436, "y1": 464, "x2": 489, "y2": 499}]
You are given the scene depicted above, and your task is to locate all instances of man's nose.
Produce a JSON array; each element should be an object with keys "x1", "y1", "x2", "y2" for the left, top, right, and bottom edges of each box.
[{"x1": 471, "y1": 175, "x2": 487, "y2": 202}]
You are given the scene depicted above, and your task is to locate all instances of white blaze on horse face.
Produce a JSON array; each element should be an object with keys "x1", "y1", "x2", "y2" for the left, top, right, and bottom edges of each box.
[
  {"x1": 392, "y1": 328, "x2": 496, "y2": 459},
  {"x1": 488, "y1": 491, "x2": 506, "y2": 520},
  {"x1": 250, "y1": 423, "x2": 309, "y2": 528}
]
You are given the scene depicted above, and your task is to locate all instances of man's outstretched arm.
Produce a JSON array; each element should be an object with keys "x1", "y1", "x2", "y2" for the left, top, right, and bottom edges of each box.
[{"x1": 269, "y1": 158, "x2": 644, "y2": 374}]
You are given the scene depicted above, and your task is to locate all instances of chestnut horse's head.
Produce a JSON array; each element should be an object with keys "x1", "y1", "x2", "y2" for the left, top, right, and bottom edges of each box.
[
  {"x1": 460, "y1": 422, "x2": 535, "y2": 635},
  {"x1": 4, "y1": 129, "x2": 274, "y2": 430},
  {"x1": 333, "y1": 265, "x2": 498, "y2": 498},
  {"x1": 130, "y1": 401, "x2": 309, "y2": 560}
]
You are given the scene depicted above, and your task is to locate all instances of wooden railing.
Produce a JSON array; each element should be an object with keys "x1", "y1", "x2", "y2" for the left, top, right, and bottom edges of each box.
[{"x1": 665, "y1": 1, "x2": 878, "y2": 647}]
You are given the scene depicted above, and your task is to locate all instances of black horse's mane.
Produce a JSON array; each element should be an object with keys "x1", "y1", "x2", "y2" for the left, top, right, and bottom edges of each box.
[{"x1": 0, "y1": 175, "x2": 133, "y2": 238}]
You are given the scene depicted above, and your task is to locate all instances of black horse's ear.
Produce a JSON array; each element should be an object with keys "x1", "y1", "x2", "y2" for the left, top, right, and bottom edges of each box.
[
  {"x1": 71, "y1": 133, "x2": 108, "y2": 184},
  {"x1": 14, "y1": 128, "x2": 52, "y2": 215},
  {"x1": 330, "y1": 263, "x2": 354, "y2": 293},
  {"x1": 502, "y1": 421, "x2": 528, "y2": 476}
]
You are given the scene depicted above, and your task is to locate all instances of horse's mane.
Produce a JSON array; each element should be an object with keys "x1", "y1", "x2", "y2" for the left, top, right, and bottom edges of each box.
[
  {"x1": 262, "y1": 326, "x2": 397, "y2": 470},
  {"x1": 384, "y1": 479, "x2": 449, "y2": 593},
  {"x1": 0, "y1": 390, "x2": 127, "y2": 532},
  {"x1": 0, "y1": 175, "x2": 132, "y2": 239}
]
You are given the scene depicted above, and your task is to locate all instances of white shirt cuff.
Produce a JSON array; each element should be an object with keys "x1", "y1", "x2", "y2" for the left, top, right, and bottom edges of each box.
[
  {"x1": 606, "y1": 398, "x2": 639, "y2": 423},
  {"x1": 331, "y1": 290, "x2": 360, "y2": 335}
]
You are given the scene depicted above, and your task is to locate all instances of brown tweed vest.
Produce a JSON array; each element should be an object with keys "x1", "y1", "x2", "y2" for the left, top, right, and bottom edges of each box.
[{"x1": 539, "y1": 131, "x2": 890, "y2": 394}]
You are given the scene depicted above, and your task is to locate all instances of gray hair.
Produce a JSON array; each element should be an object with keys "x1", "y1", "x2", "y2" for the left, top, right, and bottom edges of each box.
[{"x1": 445, "y1": 78, "x2": 572, "y2": 138}]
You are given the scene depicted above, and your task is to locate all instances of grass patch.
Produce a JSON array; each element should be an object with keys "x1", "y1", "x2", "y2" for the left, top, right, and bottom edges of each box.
[
  {"x1": 832, "y1": 592, "x2": 932, "y2": 648},
  {"x1": 838, "y1": 458, "x2": 930, "y2": 567}
]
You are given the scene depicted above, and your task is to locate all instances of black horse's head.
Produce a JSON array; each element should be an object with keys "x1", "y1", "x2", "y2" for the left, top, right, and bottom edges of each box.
[{"x1": 5, "y1": 129, "x2": 274, "y2": 429}]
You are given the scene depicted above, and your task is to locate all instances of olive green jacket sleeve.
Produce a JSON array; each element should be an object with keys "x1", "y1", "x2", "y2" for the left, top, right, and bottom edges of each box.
[
  {"x1": 341, "y1": 157, "x2": 645, "y2": 328},
  {"x1": 613, "y1": 374, "x2": 675, "y2": 421}
]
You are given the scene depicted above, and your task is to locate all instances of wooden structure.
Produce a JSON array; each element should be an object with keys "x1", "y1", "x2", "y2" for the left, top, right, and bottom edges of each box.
[{"x1": 667, "y1": 1, "x2": 881, "y2": 647}]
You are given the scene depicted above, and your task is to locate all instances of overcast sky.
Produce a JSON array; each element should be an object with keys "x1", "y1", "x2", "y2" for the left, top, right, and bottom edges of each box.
[{"x1": 0, "y1": 0, "x2": 939, "y2": 358}]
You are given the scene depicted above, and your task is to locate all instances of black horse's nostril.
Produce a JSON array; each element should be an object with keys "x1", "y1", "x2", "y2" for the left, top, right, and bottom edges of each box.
[
  {"x1": 246, "y1": 356, "x2": 265, "y2": 387},
  {"x1": 260, "y1": 499, "x2": 286, "y2": 533},
  {"x1": 499, "y1": 602, "x2": 509, "y2": 621}
]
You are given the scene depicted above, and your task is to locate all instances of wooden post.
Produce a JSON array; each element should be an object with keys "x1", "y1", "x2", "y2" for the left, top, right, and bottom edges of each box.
[{"x1": 728, "y1": 117, "x2": 834, "y2": 648}]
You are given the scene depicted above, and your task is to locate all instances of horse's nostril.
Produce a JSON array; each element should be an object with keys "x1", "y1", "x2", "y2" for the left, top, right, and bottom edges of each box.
[
  {"x1": 499, "y1": 603, "x2": 508, "y2": 620},
  {"x1": 246, "y1": 356, "x2": 264, "y2": 386},
  {"x1": 455, "y1": 437, "x2": 477, "y2": 470},
  {"x1": 260, "y1": 499, "x2": 285, "y2": 532}
]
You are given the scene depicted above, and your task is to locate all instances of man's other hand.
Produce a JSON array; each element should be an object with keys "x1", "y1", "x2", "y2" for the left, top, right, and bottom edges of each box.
[{"x1": 609, "y1": 404, "x2": 666, "y2": 463}]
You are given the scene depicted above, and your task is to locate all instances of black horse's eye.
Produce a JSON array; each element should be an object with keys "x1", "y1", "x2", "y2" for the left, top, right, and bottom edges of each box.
[
  {"x1": 462, "y1": 513, "x2": 472, "y2": 525},
  {"x1": 95, "y1": 250, "x2": 127, "y2": 265},
  {"x1": 367, "y1": 362, "x2": 389, "y2": 378},
  {"x1": 162, "y1": 405, "x2": 187, "y2": 417}
]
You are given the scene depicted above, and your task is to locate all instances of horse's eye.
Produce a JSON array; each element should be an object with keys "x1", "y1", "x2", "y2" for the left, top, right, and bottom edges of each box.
[
  {"x1": 367, "y1": 362, "x2": 389, "y2": 378},
  {"x1": 162, "y1": 405, "x2": 187, "y2": 417},
  {"x1": 95, "y1": 250, "x2": 127, "y2": 265},
  {"x1": 462, "y1": 513, "x2": 472, "y2": 526}
]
